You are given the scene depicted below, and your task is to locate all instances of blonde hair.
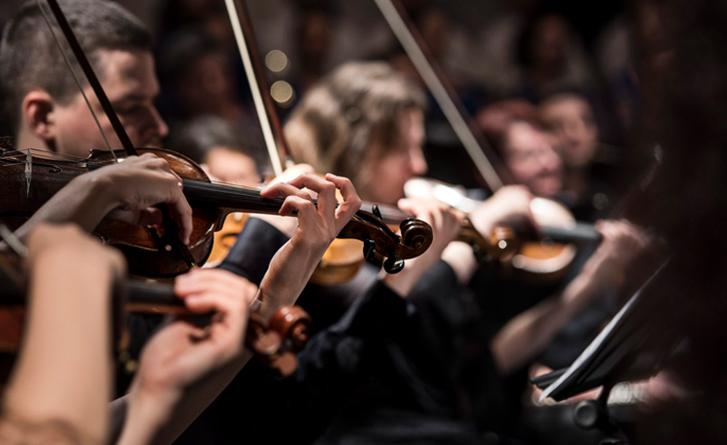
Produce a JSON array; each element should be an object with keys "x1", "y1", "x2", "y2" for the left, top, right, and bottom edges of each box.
[{"x1": 285, "y1": 61, "x2": 425, "y2": 191}]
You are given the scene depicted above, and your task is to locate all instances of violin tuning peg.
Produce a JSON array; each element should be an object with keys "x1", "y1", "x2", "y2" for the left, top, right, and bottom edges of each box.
[
  {"x1": 371, "y1": 204, "x2": 383, "y2": 220},
  {"x1": 251, "y1": 330, "x2": 282, "y2": 356},
  {"x1": 271, "y1": 352, "x2": 298, "y2": 377},
  {"x1": 383, "y1": 256, "x2": 405, "y2": 274},
  {"x1": 363, "y1": 239, "x2": 376, "y2": 260}
]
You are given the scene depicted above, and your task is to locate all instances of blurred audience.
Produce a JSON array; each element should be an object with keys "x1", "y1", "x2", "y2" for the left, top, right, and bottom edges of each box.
[{"x1": 515, "y1": 12, "x2": 597, "y2": 102}]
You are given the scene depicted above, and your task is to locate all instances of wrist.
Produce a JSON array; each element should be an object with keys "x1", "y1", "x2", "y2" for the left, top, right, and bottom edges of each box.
[
  {"x1": 441, "y1": 241, "x2": 477, "y2": 284},
  {"x1": 118, "y1": 382, "x2": 179, "y2": 445},
  {"x1": 73, "y1": 172, "x2": 123, "y2": 229},
  {"x1": 258, "y1": 237, "x2": 327, "y2": 310},
  {"x1": 289, "y1": 231, "x2": 329, "y2": 259}
]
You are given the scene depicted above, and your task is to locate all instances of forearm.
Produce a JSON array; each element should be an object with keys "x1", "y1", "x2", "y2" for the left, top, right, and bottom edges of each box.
[
  {"x1": 440, "y1": 241, "x2": 478, "y2": 284},
  {"x1": 383, "y1": 244, "x2": 444, "y2": 297},
  {"x1": 491, "y1": 272, "x2": 598, "y2": 374},
  {"x1": 15, "y1": 175, "x2": 115, "y2": 240},
  {"x1": 4, "y1": 251, "x2": 114, "y2": 443},
  {"x1": 117, "y1": 352, "x2": 252, "y2": 445},
  {"x1": 257, "y1": 237, "x2": 326, "y2": 320}
]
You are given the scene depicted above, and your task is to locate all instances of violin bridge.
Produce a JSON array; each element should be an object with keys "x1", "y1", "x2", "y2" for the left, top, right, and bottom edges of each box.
[{"x1": 24, "y1": 149, "x2": 32, "y2": 197}]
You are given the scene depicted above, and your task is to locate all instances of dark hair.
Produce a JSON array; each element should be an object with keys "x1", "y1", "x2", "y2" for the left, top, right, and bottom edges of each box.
[
  {"x1": 0, "y1": 0, "x2": 152, "y2": 134},
  {"x1": 157, "y1": 28, "x2": 222, "y2": 88},
  {"x1": 169, "y1": 115, "x2": 259, "y2": 168}
]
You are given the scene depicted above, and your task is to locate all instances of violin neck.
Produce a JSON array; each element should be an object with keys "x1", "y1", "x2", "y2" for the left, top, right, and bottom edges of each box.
[
  {"x1": 182, "y1": 180, "x2": 283, "y2": 215},
  {"x1": 541, "y1": 223, "x2": 601, "y2": 244}
]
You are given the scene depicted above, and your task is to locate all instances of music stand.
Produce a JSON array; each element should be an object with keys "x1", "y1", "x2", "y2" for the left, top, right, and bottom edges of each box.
[{"x1": 531, "y1": 261, "x2": 676, "y2": 443}]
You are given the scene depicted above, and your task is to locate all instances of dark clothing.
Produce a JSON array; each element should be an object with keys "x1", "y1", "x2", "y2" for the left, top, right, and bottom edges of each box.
[
  {"x1": 217, "y1": 217, "x2": 289, "y2": 284},
  {"x1": 176, "y1": 218, "x2": 508, "y2": 445}
]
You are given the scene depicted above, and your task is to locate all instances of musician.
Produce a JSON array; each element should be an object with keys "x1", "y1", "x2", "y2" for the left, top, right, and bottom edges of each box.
[
  {"x1": 1, "y1": 0, "x2": 195, "y2": 242},
  {"x1": 1, "y1": 0, "x2": 166, "y2": 156},
  {"x1": 539, "y1": 90, "x2": 616, "y2": 221},
  {"x1": 496, "y1": 118, "x2": 564, "y2": 199}
]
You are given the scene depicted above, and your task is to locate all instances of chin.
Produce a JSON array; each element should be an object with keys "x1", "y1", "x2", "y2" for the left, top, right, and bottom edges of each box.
[{"x1": 534, "y1": 180, "x2": 562, "y2": 198}]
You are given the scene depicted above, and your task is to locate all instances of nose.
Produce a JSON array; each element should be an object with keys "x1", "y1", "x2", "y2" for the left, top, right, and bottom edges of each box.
[
  {"x1": 409, "y1": 145, "x2": 428, "y2": 176},
  {"x1": 151, "y1": 106, "x2": 169, "y2": 140},
  {"x1": 540, "y1": 146, "x2": 561, "y2": 172}
]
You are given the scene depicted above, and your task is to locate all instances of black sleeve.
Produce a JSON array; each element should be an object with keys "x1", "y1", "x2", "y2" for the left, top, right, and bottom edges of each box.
[
  {"x1": 283, "y1": 280, "x2": 410, "y2": 402},
  {"x1": 216, "y1": 217, "x2": 288, "y2": 285},
  {"x1": 409, "y1": 260, "x2": 460, "y2": 302}
]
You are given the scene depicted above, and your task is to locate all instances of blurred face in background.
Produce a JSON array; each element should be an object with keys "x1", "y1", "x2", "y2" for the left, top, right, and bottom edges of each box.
[
  {"x1": 176, "y1": 51, "x2": 236, "y2": 116},
  {"x1": 502, "y1": 121, "x2": 563, "y2": 197},
  {"x1": 539, "y1": 94, "x2": 599, "y2": 168},
  {"x1": 363, "y1": 108, "x2": 428, "y2": 205},
  {"x1": 204, "y1": 146, "x2": 259, "y2": 187},
  {"x1": 530, "y1": 15, "x2": 570, "y2": 74}
]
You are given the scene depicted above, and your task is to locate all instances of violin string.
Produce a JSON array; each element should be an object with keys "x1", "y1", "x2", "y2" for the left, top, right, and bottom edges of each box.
[
  {"x1": 37, "y1": 0, "x2": 118, "y2": 162},
  {"x1": 0, "y1": 225, "x2": 27, "y2": 258},
  {"x1": 0, "y1": 147, "x2": 92, "y2": 163}
]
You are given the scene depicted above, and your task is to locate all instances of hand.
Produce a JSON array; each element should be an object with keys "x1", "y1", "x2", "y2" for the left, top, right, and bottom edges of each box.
[
  {"x1": 261, "y1": 173, "x2": 361, "y2": 254},
  {"x1": 26, "y1": 223, "x2": 126, "y2": 280},
  {"x1": 384, "y1": 197, "x2": 465, "y2": 297},
  {"x1": 469, "y1": 185, "x2": 535, "y2": 236},
  {"x1": 85, "y1": 153, "x2": 193, "y2": 244},
  {"x1": 134, "y1": 269, "x2": 255, "y2": 398},
  {"x1": 257, "y1": 173, "x2": 361, "y2": 316},
  {"x1": 582, "y1": 219, "x2": 652, "y2": 291},
  {"x1": 253, "y1": 163, "x2": 316, "y2": 237},
  {"x1": 268, "y1": 163, "x2": 315, "y2": 185},
  {"x1": 120, "y1": 269, "x2": 255, "y2": 443},
  {"x1": 129, "y1": 269, "x2": 255, "y2": 416},
  {"x1": 398, "y1": 197, "x2": 464, "y2": 254}
]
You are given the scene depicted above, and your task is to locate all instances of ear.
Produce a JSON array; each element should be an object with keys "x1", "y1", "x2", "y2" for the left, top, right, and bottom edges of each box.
[{"x1": 21, "y1": 90, "x2": 58, "y2": 144}]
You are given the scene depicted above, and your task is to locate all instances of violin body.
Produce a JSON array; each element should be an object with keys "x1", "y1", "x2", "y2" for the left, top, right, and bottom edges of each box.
[
  {"x1": 0, "y1": 147, "x2": 222, "y2": 276},
  {"x1": 404, "y1": 177, "x2": 600, "y2": 284},
  {"x1": 206, "y1": 212, "x2": 249, "y2": 266}
]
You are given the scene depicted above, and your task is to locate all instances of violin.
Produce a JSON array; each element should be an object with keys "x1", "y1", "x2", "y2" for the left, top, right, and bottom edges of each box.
[
  {"x1": 404, "y1": 177, "x2": 602, "y2": 282},
  {"x1": 0, "y1": 244, "x2": 310, "y2": 377},
  {"x1": 0, "y1": 147, "x2": 433, "y2": 278},
  {"x1": 309, "y1": 200, "x2": 520, "y2": 285}
]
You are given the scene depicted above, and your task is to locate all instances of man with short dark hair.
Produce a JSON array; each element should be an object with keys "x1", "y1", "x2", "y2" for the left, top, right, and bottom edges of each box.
[
  {"x1": 1, "y1": 0, "x2": 168, "y2": 156},
  {"x1": 1, "y1": 0, "x2": 192, "y2": 246}
]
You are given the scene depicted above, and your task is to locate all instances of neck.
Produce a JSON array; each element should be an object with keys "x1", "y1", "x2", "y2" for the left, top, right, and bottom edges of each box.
[{"x1": 16, "y1": 127, "x2": 51, "y2": 152}]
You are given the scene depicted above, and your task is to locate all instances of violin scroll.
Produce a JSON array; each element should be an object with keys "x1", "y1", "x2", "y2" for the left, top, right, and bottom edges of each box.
[{"x1": 248, "y1": 305, "x2": 312, "y2": 377}]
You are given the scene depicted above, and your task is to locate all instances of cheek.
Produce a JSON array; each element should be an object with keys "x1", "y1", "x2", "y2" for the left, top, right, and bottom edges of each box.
[
  {"x1": 54, "y1": 110, "x2": 106, "y2": 154},
  {"x1": 508, "y1": 159, "x2": 535, "y2": 182}
]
